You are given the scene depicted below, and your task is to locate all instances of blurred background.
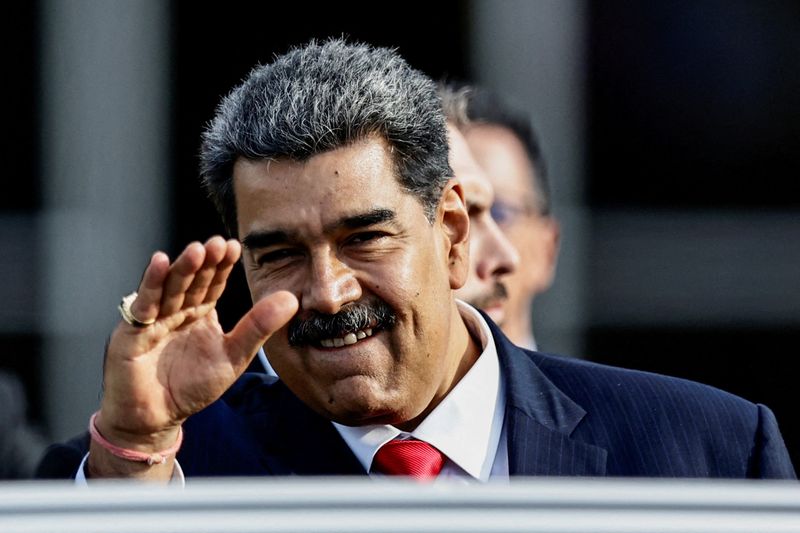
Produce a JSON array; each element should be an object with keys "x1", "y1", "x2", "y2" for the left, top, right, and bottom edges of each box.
[{"x1": 1, "y1": 0, "x2": 798, "y2": 475}]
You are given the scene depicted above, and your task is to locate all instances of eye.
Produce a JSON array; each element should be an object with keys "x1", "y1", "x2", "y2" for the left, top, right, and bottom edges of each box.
[
  {"x1": 489, "y1": 202, "x2": 512, "y2": 225},
  {"x1": 490, "y1": 200, "x2": 531, "y2": 227},
  {"x1": 256, "y1": 248, "x2": 301, "y2": 266},
  {"x1": 346, "y1": 231, "x2": 386, "y2": 245}
]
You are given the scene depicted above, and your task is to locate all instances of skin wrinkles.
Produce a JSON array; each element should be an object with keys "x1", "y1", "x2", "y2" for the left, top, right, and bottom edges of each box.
[{"x1": 234, "y1": 135, "x2": 478, "y2": 430}]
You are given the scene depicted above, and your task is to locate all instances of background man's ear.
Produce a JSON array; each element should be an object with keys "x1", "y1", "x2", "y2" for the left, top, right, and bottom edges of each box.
[
  {"x1": 437, "y1": 179, "x2": 470, "y2": 290},
  {"x1": 540, "y1": 217, "x2": 560, "y2": 288}
]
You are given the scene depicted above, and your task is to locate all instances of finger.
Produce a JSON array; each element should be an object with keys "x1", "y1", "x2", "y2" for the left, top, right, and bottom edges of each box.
[
  {"x1": 224, "y1": 291, "x2": 298, "y2": 371},
  {"x1": 158, "y1": 242, "x2": 206, "y2": 316},
  {"x1": 203, "y1": 240, "x2": 242, "y2": 304},
  {"x1": 183, "y1": 236, "x2": 228, "y2": 308},
  {"x1": 128, "y1": 252, "x2": 170, "y2": 324}
]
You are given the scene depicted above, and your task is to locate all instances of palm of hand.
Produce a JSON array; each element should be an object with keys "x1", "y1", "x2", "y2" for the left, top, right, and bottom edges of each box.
[
  {"x1": 102, "y1": 307, "x2": 235, "y2": 434},
  {"x1": 98, "y1": 237, "x2": 298, "y2": 441}
]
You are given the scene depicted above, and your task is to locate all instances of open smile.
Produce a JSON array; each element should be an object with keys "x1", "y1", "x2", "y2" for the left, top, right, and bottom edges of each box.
[{"x1": 318, "y1": 326, "x2": 376, "y2": 348}]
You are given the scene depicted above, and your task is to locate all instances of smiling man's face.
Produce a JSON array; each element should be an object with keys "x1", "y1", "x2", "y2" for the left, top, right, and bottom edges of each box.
[{"x1": 234, "y1": 135, "x2": 476, "y2": 430}]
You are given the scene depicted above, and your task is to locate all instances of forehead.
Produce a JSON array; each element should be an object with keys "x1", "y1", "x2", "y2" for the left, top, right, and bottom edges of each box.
[
  {"x1": 232, "y1": 136, "x2": 420, "y2": 237},
  {"x1": 464, "y1": 124, "x2": 536, "y2": 200},
  {"x1": 446, "y1": 123, "x2": 492, "y2": 207}
]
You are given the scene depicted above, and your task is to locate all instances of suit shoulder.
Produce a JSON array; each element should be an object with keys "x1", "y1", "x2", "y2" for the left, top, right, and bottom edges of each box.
[
  {"x1": 35, "y1": 432, "x2": 90, "y2": 479},
  {"x1": 525, "y1": 350, "x2": 764, "y2": 435},
  {"x1": 520, "y1": 350, "x2": 794, "y2": 478},
  {"x1": 521, "y1": 351, "x2": 758, "y2": 476}
]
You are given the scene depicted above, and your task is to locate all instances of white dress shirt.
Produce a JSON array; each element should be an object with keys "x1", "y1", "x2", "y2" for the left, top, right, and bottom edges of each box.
[{"x1": 257, "y1": 347, "x2": 278, "y2": 378}]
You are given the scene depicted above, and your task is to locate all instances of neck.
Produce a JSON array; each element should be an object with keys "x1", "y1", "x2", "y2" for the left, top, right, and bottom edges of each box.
[{"x1": 502, "y1": 300, "x2": 534, "y2": 348}]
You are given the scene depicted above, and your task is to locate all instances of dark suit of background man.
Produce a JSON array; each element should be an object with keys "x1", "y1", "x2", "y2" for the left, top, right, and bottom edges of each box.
[{"x1": 38, "y1": 39, "x2": 795, "y2": 481}]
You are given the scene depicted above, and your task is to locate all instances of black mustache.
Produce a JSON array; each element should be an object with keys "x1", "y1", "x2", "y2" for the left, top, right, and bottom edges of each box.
[
  {"x1": 492, "y1": 282, "x2": 508, "y2": 300},
  {"x1": 470, "y1": 282, "x2": 509, "y2": 310},
  {"x1": 287, "y1": 301, "x2": 397, "y2": 346}
]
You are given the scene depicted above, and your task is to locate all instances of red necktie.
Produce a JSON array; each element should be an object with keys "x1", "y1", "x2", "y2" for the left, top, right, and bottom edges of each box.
[{"x1": 372, "y1": 438, "x2": 445, "y2": 480}]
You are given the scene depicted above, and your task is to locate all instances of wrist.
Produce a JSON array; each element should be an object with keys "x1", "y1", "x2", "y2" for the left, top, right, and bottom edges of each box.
[
  {"x1": 94, "y1": 403, "x2": 183, "y2": 449},
  {"x1": 90, "y1": 411, "x2": 183, "y2": 465}
]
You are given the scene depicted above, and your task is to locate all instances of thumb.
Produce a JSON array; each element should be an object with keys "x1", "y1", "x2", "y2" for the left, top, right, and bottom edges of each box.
[{"x1": 224, "y1": 291, "x2": 299, "y2": 368}]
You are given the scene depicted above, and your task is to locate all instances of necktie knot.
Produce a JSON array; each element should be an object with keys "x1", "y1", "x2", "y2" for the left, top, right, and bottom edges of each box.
[{"x1": 372, "y1": 438, "x2": 444, "y2": 480}]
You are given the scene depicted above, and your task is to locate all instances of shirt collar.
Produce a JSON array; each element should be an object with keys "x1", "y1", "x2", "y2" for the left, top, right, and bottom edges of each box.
[{"x1": 333, "y1": 300, "x2": 504, "y2": 481}]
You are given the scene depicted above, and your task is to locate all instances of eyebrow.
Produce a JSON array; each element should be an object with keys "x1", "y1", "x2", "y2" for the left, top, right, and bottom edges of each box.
[
  {"x1": 241, "y1": 208, "x2": 397, "y2": 250},
  {"x1": 336, "y1": 208, "x2": 396, "y2": 230},
  {"x1": 241, "y1": 230, "x2": 291, "y2": 250}
]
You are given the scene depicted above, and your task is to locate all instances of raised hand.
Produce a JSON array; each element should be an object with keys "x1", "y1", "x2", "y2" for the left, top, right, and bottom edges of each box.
[{"x1": 89, "y1": 236, "x2": 298, "y2": 479}]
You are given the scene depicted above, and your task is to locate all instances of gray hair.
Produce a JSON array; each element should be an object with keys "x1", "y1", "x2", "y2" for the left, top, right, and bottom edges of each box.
[
  {"x1": 200, "y1": 38, "x2": 452, "y2": 235},
  {"x1": 438, "y1": 83, "x2": 472, "y2": 128}
]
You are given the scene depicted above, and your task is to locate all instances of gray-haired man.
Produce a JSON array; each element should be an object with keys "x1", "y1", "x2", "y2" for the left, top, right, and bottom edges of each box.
[{"x1": 38, "y1": 39, "x2": 794, "y2": 482}]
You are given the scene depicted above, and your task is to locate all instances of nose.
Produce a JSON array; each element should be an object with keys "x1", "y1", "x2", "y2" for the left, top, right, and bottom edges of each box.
[
  {"x1": 476, "y1": 218, "x2": 520, "y2": 280},
  {"x1": 301, "y1": 249, "x2": 362, "y2": 315}
]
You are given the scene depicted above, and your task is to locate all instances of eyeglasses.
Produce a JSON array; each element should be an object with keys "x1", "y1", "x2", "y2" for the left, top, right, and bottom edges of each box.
[{"x1": 490, "y1": 200, "x2": 537, "y2": 228}]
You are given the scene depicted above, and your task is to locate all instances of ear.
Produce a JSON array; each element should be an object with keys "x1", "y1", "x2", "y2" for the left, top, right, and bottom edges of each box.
[{"x1": 437, "y1": 178, "x2": 470, "y2": 290}]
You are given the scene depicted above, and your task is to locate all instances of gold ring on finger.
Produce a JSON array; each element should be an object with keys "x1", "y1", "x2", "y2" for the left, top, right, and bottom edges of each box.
[{"x1": 118, "y1": 291, "x2": 156, "y2": 328}]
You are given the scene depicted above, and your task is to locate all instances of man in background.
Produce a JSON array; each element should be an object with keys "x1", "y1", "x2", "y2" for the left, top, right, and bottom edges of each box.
[
  {"x1": 442, "y1": 101, "x2": 520, "y2": 329},
  {"x1": 462, "y1": 88, "x2": 559, "y2": 350}
]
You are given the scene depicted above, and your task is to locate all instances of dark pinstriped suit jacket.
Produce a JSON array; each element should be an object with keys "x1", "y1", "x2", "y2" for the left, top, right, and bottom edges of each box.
[{"x1": 36, "y1": 316, "x2": 796, "y2": 479}]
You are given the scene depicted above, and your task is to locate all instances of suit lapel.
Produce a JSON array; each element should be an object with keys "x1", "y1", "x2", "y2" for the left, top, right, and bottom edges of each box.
[
  {"x1": 505, "y1": 407, "x2": 608, "y2": 476},
  {"x1": 487, "y1": 319, "x2": 608, "y2": 476}
]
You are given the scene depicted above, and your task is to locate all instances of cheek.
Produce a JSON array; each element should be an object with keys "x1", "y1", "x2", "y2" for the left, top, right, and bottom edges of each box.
[
  {"x1": 246, "y1": 279, "x2": 266, "y2": 305},
  {"x1": 243, "y1": 264, "x2": 272, "y2": 301},
  {"x1": 364, "y1": 248, "x2": 450, "y2": 331},
  {"x1": 365, "y1": 252, "x2": 424, "y2": 299},
  {"x1": 365, "y1": 273, "x2": 414, "y2": 317},
  {"x1": 468, "y1": 230, "x2": 488, "y2": 269},
  {"x1": 246, "y1": 266, "x2": 306, "y2": 305},
  {"x1": 506, "y1": 227, "x2": 538, "y2": 261}
]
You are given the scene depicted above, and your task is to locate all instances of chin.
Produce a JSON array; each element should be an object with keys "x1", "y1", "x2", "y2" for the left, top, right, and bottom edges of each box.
[
  {"x1": 330, "y1": 410, "x2": 398, "y2": 427},
  {"x1": 325, "y1": 400, "x2": 409, "y2": 427},
  {"x1": 317, "y1": 376, "x2": 398, "y2": 424},
  {"x1": 482, "y1": 306, "x2": 505, "y2": 326}
]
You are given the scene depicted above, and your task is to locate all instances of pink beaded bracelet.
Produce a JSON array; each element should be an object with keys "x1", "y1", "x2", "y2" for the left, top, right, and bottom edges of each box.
[{"x1": 88, "y1": 412, "x2": 183, "y2": 466}]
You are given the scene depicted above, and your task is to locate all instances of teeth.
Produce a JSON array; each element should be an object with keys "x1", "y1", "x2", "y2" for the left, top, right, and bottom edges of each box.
[{"x1": 319, "y1": 327, "x2": 375, "y2": 348}]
